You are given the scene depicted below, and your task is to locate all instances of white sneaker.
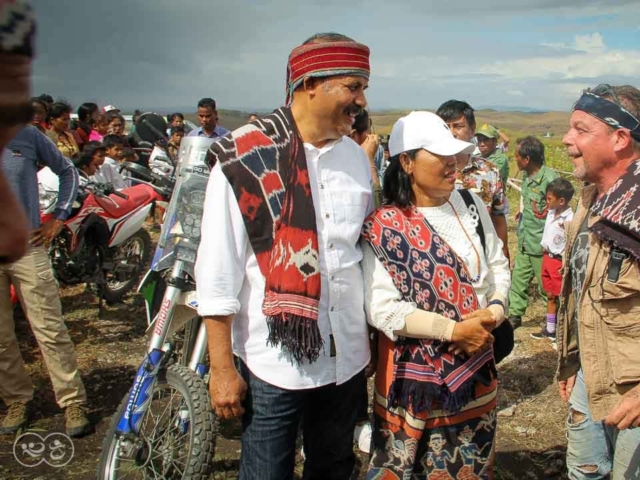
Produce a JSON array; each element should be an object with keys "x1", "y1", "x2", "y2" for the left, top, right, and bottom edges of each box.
[{"x1": 354, "y1": 422, "x2": 372, "y2": 454}]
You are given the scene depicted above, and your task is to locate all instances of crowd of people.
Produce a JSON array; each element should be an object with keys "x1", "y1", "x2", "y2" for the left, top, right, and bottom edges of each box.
[{"x1": 1, "y1": 2, "x2": 640, "y2": 479}]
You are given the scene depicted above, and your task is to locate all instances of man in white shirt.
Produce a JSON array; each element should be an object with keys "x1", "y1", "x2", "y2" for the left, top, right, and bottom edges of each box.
[{"x1": 196, "y1": 33, "x2": 373, "y2": 479}]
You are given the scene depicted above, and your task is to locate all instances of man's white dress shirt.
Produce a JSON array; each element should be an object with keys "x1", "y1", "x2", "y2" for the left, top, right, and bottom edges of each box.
[{"x1": 196, "y1": 136, "x2": 373, "y2": 389}]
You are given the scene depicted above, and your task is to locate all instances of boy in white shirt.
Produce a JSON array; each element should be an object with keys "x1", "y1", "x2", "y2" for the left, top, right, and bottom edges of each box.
[
  {"x1": 97, "y1": 135, "x2": 128, "y2": 190},
  {"x1": 532, "y1": 178, "x2": 575, "y2": 343}
]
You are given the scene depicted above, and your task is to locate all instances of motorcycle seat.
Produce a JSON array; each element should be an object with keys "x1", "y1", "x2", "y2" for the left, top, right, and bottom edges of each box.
[{"x1": 95, "y1": 185, "x2": 154, "y2": 218}]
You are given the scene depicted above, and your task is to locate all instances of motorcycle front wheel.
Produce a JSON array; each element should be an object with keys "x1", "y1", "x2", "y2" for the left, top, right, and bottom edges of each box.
[
  {"x1": 97, "y1": 364, "x2": 217, "y2": 480},
  {"x1": 104, "y1": 228, "x2": 151, "y2": 303}
]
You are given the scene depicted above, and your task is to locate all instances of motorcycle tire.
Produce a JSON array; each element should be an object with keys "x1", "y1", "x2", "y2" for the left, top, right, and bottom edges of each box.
[
  {"x1": 97, "y1": 364, "x2": 217, "y2": 480},
  {"x1": 104, "y1": 228, "x2": 152, "y2": 304}
]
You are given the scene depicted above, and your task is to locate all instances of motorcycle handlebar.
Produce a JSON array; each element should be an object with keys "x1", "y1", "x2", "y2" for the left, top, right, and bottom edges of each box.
[{"x1": 112, "y1": 190, "x2": 129, "y2": 200}]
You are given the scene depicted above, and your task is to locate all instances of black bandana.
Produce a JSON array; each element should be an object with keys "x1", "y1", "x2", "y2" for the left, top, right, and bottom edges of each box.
[{"x1": 573, "y1": 91, "x2": 640, "y2": 141}]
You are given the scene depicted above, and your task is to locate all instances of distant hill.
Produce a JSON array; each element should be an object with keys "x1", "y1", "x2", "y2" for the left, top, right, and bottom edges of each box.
[
  {"x1": 371, "y1": 109, "x2": 570, "y2": 138},
  {"x1": 182, "y1": 108, "x2": 571, "y2": 140}
]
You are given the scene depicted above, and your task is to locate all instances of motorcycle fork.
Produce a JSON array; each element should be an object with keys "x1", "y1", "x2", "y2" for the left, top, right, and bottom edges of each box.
[
  {"x1": 115, "y1": 261, "x2": 187, "y2": 438},
  {"x1": 188, "y1": 320, "x2": 209, "y2": 379}
]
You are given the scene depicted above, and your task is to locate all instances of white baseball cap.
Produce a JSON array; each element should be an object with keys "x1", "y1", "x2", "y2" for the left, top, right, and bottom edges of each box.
[
  {"x1": 388, "y1": 111, "x2": 475, "y2": 157},
  {"x1": 102, "y1": 104, "x2": 118, "y2": 113}
]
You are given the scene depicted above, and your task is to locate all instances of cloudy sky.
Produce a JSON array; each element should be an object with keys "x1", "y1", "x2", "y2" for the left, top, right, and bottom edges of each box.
[{"x1": 32, "y1": 0, "x2": 639, "y2": 113}]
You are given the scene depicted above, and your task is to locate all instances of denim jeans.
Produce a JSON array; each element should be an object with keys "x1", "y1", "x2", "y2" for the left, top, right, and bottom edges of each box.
[
  {"x1": 238, "y1": 359, "x2": 365, "y2": 480},
  {"x1": 567, "y1": 369, "x2": 640, "y2": 479}
]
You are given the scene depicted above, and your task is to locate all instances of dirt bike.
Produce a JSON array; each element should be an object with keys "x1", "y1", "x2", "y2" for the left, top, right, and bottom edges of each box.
[
  {"x1": 39, "y1": 178, "x2": 164, "y2": 308},
  {"x1": 97, "y1": 119, "x2": 217, "y2": 480}
]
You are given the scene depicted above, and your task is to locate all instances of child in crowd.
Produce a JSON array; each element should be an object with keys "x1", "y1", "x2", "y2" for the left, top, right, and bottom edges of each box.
[
  {"x1": 167, "y1": 125, "x2": 184, "y2": 163},
  {"x1": 120, "y1": 147, "x2": 139, "y2": 186},
  {"x1": 89, "y1": 114, "x2": 109, "y2": 142},
  {"x1": 75, "y1": 142, "x2": 104, "y2": 185},
  {"x1": 98, "y1": 135, "x2": 128, "y2": 190},
  {"x1": 532, "y1": 178, "x2": 575, "y2": 344},
  {"x1": 120, "y1": 147, "x2": 138, "y2": 165}
]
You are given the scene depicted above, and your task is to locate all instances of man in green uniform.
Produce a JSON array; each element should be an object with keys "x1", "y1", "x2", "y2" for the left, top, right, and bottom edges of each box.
[
  {"x1": 508, "y1": 136, "x2": 558, "y2": 329},
  {"x1": 476, "y1": 124, "x2": 509, "y2": 184}
]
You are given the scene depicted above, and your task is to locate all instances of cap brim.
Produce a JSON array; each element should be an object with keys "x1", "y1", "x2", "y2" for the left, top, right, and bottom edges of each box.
[{"x1": 423, "y1": 138, "x2": 476, "y2": 156}]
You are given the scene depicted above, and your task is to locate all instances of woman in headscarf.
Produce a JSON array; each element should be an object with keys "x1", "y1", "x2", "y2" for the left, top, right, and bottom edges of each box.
[
  {"x1": 363, "y1": 111, "x2": 511, "y2": 479},
  {"x1": 46, "y1": 102, "x2": 80, "y2": 160}
]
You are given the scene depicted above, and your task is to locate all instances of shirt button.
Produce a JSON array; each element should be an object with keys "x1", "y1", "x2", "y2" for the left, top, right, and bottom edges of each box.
[
  {"x1": 330, "y1": 306, "x2": 335, "y2": 312},
  {"x1": 325, "y1": 213, "x2": 330, "y2": 219},
  {"x1": 329, "y1": 243, "x2": 334, "y2": 249},
  {"x1": 330, "y1": 275, "x2": 335, "y2": 281},
  {"x1": 320, "y1": 184, "x2": 325, "y2": 189}
]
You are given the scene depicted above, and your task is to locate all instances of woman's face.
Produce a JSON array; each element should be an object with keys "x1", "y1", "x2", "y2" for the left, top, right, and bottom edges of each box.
[
  {"x1": 109, "y1": 118, "x2": 125, "y2": 136},
  {"x1": 401, "y1": 149, "x2": 457, "y2": 204},
  {"x1": 51, "y1": 112, "x2": 70, "y2": 132}
]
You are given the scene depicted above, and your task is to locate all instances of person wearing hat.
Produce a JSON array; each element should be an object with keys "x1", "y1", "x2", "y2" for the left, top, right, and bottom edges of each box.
[
  {"x1": 196, "y1": 32, "x2": 373, "y2": 479},
  {"x1": 102, "y1": 104, "x2": 119, "y2": 114},
  {"x1": 507, "y1": 136, "x2": 558, "y2": 329},
  {"x1": 476, "y1": 123, "x2": 509, "y2": 184},
  {"x1": 362, "y1": 111, "x2": 510, "y2": 479}
]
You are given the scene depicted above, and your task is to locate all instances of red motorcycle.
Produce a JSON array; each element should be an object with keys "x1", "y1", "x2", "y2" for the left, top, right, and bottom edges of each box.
[{"x1": 38, "y1": 180, "x2": 170, "y2": 308}]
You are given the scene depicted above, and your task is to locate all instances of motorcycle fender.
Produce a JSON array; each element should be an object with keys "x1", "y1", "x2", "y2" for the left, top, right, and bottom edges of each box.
[
  {"x1": 137, "y1": 268, "x2": 158, "y2": 295},
  {"x1": 145, "y1": 294, "x2": 195, "y2": 339},
  {"x1": 109, "y1": 204, "x2": 153, "y2": 247}
]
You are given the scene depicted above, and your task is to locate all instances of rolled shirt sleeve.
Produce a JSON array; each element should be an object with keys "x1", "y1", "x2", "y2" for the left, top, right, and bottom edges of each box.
[{"x1": 195, "y1": 162, "x2": 248, "y2": 317}]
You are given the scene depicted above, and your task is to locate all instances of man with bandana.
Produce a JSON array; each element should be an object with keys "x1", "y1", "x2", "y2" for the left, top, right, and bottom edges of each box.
[
  {"x1": 557, "y1": 84, "x2": 640, "y2": 479},
  {"x1": 196, "y1": 33, "x2": 373, "y2": 479}
]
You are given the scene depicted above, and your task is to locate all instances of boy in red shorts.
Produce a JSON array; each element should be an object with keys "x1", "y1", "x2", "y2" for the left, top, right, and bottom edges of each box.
[{"x1": 532, "y1": 178, "x2": 575, "y2": 344}]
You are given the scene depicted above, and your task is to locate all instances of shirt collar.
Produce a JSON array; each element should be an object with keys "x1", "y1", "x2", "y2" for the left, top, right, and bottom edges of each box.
[
  {"x1": 303, "y1": 137, "x2": 342, "y2": 156},
  {"x1": 461, "y1": 155, "x2": 483, "y2": 172},
  {"x1": 527, "y1": 164, "x2": 549, "y2": 185},
  {"x1": 553, "y1": 207, "x2": 573, "y2": 220},
  {"x1": 197, "y1": 125, "x2": 223, "y2": 138}
]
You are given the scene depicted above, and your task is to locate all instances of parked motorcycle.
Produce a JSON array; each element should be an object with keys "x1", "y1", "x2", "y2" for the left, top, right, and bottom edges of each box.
[
  {"x1": 97, "y1": 122, "x2": 217, "y2": 479},
  {"x1": 48, "y1": 181, "x2": 161, "y2": 306}
]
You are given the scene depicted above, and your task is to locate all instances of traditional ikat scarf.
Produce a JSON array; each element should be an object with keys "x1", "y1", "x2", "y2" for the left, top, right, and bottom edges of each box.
[
  {"x1": 362, "y1": 205, "x2": 496, "y2": 414},
  {"x1": 591, "y1": 159, "x2": 640, "y2": 260},
  {"x1": 207, "y1": 107, "x2": 323, "y2": 364}
]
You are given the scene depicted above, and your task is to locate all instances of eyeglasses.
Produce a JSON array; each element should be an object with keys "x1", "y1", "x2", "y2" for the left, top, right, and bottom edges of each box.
[{"x1": 587, "y1": 84, "x2": 623, "y2": 106}]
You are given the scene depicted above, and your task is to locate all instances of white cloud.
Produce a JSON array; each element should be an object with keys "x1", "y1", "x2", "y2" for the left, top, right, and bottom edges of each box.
[
  {"x1": 474, "y1": 34, "x2": 640, "y2": 80},
  {"x1": 574, "y1": 33, "x2": 605, "y2": 52},
  {"x1": 542, "y1": 32, "x2": 605, "y2": 53},
  {"x1": 507, "y1": 90, "x2": 525, "y2": 96}
]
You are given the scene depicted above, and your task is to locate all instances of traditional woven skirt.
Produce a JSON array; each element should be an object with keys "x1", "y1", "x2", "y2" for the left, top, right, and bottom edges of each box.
[{"x1": 367, "y1": 336, "x2": 498, "y2": 480}]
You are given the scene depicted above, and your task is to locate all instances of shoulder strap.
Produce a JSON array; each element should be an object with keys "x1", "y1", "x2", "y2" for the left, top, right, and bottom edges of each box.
[{"x1": 458, "y1": 189, "x2": 486, "y2": 253}]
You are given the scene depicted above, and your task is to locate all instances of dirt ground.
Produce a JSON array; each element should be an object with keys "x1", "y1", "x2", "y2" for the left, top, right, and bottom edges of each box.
[{"x1": 0, "y1": 218, "x2": 570, "y2": 480}]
